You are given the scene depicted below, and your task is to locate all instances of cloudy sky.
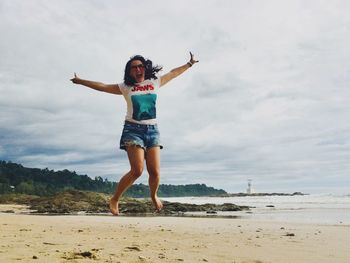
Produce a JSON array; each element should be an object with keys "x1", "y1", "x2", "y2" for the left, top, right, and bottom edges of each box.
[{"x1": 1, "y1": 0, "x2": 350, "y2": 194}]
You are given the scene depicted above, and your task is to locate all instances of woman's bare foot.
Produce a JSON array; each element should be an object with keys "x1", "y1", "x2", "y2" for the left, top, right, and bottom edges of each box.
[
  {"x1": 109, "y1": 197, "x2": 119, "y2": 215},
  {"x1": 151, "y1": 196, "x2": 163, "y2": 212}
]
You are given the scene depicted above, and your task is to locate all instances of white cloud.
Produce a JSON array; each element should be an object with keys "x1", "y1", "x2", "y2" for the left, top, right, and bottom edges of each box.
[{"x1": 1, "y1": 0, "x2": 350, "y2": 194}]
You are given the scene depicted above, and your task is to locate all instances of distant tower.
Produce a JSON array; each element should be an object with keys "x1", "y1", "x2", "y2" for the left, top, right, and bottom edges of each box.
[{"x1": 247, "y1": 179, "x2": 254, "y2": 194}]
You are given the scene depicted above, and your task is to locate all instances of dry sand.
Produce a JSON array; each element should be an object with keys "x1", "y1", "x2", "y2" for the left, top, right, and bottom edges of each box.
[{"x1": 0, "y1": 207, "x2": 349, "y2": 263}]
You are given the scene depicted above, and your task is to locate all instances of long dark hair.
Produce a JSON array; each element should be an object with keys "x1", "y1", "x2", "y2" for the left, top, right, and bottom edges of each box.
[{"x1": 123, "y1": 55, "x2": 163, "y2": 86}]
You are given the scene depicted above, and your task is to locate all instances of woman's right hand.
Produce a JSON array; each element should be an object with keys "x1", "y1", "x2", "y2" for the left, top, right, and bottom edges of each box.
[{"x1": 70, "y1": 73, "x2": 80, "y2": 84}]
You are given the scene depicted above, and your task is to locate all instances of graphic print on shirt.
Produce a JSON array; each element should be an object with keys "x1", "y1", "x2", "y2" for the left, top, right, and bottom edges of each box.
[{"x1": 131, "y1": 93, "x2": 157, "y2": 121}]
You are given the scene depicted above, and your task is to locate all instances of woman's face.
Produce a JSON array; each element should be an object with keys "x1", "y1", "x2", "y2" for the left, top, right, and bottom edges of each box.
[{"x1": 129, "y1": 60, "x2": 145, "y2": 84}]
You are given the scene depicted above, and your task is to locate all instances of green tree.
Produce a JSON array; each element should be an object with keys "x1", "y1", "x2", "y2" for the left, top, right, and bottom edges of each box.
[{"x1": 16, "y1": 181, "x2": 35, "y2": 195}]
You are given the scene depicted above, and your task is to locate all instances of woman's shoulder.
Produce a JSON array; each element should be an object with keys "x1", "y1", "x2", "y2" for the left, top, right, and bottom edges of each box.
[{"x1": 146, "y1": 77, "x2": 160, "y2": 86}]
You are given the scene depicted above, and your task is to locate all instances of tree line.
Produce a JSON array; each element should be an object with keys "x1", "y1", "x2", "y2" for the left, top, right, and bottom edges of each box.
[{"x1": 0, "y1": 161, "x2": 226, "y2": 197}]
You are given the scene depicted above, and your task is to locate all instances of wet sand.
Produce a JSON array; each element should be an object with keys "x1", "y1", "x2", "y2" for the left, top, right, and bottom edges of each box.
[{"x1": 0, "y1": 210, "x2": 349, "y2": 262}]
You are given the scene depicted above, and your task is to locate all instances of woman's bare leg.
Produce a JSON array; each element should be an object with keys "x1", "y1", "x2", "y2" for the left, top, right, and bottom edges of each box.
[
  {"x1": 145, "y1": 146, "x2": 163, "y2": 211},
  {"x1": 109, "y1": 146, "x2": 145, "y2": 215}
]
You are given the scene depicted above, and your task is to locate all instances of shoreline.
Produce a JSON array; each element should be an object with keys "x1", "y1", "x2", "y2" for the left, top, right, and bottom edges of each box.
[
  {"x1": 2, "y1": 204, "x2": 349, "y2": 226},
  {"x1": 1, "y1": 211, "x2": 349, "y2": 262}
]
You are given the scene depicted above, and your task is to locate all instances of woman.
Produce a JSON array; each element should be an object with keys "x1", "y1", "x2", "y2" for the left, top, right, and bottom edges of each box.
[{"x1": 70, "y1": 52, "x2": 199, "y2": 215}]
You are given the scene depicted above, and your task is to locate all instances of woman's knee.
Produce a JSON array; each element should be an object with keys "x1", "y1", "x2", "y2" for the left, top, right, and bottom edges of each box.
[
  {"x1": 147, "y1": 166, "x2": 160, "y2": 178},
  {"x1": 130, "y1": 165, "x2": 144, "y2": 178}
]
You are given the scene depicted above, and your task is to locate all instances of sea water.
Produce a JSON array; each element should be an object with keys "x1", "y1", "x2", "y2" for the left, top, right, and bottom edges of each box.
[{"x1": 162, "y1": 194, "x2": 350, "y2": 225}]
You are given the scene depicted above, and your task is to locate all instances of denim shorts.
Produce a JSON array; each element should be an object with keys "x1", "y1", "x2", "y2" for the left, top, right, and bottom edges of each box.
[{"x1": 120, "y1": 121, "x2": 163, "y2": 151}]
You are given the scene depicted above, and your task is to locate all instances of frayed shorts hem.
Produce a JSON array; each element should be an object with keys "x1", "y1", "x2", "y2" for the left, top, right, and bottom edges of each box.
[
  {"x1": 119, "y1": 143, "x2": 163, "y2": 152},
  {"x1": 119, "y1": 121, "x2": 163, "y2": 152}
]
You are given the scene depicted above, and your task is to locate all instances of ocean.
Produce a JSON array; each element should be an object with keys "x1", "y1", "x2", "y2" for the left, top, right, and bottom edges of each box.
[{"x1": 162, "y1": 194, "x2": 350, "y2": 225}]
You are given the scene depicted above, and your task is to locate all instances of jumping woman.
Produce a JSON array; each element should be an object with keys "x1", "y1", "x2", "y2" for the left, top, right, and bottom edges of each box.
[{"x1": 70, "y1": 52, "x2": 199, "y2": 215}]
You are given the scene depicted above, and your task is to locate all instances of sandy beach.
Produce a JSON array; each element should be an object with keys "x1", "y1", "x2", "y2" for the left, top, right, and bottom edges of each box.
[{"x1": 0, "y1": 207, "x2": 349, "y2": 263}]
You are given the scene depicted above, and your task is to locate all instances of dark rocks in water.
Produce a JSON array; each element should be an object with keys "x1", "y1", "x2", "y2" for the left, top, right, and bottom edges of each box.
[
  {"x1": 266, "y1": 205, "x2": 275, "y2": 208},
  {"x1": 220, "y1": 192, "x2": 307, "y2": 197},
  {"x1": 206, "y1": 210, "x2": 217, "y2": 214},
  {"x1": 3, "y1": 210, "x2": 15, "y2": 213},
  {"x1": 29, "y1": 190, "x2": 109, "y2": 214},
  {"x1": 221, "y1": 203, "x2": 245, "y2": 211},
  {"x1": 25, "y1": 190, "x2": 249, "y2": 215},
  {"x1": 161, "y1": 201, "x2": 248, "y2": 214},
  {"x1": 292, "y1": 192, "x2": 304, "y2": 196}
]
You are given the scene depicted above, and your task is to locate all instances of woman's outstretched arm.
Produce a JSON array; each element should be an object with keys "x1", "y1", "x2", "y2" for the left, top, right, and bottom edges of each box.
[
  {"x1": 160, "y1": 52, "x2": 199, "y2": 87},
  {"x1": 70, "y1": 73, "x2": 122, "y2": 95}
]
